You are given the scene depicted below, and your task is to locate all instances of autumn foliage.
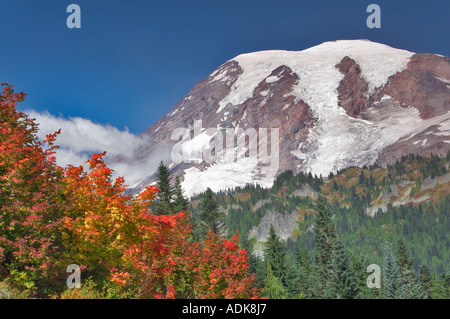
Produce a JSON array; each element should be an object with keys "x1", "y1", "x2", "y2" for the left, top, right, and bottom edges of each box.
[
  {"x1": 0, "y1": 83, "x2": 65, "y2": 294},
  {"x1": 0, "y1": 83, "x2": 260, "y2": 299}
]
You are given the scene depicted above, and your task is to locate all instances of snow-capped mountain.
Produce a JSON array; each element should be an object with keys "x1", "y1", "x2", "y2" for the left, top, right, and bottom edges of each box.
[{"x1": 129, "y1": 40, "x2": 450, "y2": 197}]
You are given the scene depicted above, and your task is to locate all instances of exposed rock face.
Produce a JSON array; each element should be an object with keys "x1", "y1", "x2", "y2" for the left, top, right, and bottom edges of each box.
[
  {"x1": 252, "y1": 199, "x2": 272, "y2": 212},
  {"x1": 381, "y1": 54, "x2": 450, "y2": 119},
  {"x1": 383, "y1": 184, "x2": 399, "y2": 203},
  {"x1": 248, "y1": 210, "x2": 299, "y2": 257},
  {"x1": 229, "y1": 65, "x2": 316, "y2": 176},
  {"x1": 421, "y1": 171, "x2": 450, "y2": 191},
  {"x1": 128, "y1": 61, "x2": 245, "y2": 191},
  {"x1": 291, "y1": 184, "x2": 317, "y2": 198},
  {"x1": 140, "y1": 60, "x2": 243, "y2": 156},
  {"x1": 365, "y1": 171, "x2": 450, "y2": 217},
  {"x1": 336, "y1": 56, "x2": 371, "y2": 117},
  {"x1": 373, "y1": 54, "x2": 450, "y2": 165},
  {"x1": 375, "y1": 123, "x2": 450, "y2": 165},
  {"x1": 334, "y1": 53, "x2": 450, "y2": 166},
  {"x1": 126, "y1": 40, "x2": 450, "y2": 197}
]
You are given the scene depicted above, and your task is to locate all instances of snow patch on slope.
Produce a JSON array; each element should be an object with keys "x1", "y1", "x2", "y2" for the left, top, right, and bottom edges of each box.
[
  {"x1": 302, "y1": 40, "x2": 413, "y2": 93},
  {"x1": 218, "y1": 40, "x2": 413, "y2": 115},
  {"x1": 182, "y1": 40, "x2": 443, "y2": 195},
  {"x1": 181, "y1": 157, "x2": 275, "y2": 196},
  {"x1": 217, "y1": 40, "x2": 417, "y2": 177}
]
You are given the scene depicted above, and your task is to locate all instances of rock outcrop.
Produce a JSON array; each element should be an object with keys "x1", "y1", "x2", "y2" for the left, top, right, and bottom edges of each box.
[{"x1": 248, "y1": 210, "x2": 299, "y2": 257}]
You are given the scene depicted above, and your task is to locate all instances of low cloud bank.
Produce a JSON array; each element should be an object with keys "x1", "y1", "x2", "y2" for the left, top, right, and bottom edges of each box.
[{"x1": 27, "y1": 110, "x2": 167, "y2": 188}]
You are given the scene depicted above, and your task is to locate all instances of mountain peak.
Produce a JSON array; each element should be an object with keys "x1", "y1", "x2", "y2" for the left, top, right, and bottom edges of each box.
[
  {"x1": 133, "y1": 41, "x2": 449, "y2": 197},
  {"x1": 231, "y1": 39, "x2": 414, "y2": 62},
  {"x1": 223, "y1": 39, "x2": 414, "y2": 104}
]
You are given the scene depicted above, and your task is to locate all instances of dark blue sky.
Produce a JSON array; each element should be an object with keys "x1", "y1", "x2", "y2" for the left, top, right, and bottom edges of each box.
[{"x1": 1, "y1": 0, "x2": 449, "y2": 134}]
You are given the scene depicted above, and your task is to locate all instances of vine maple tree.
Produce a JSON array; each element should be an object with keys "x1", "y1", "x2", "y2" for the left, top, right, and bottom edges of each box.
[
  {"x1": 0, "y1": 83, "x2": 66, "y2": 294},
  {"x1": 0, "y1": 83, "x2": 260, "y2": 299},
  {"x1": 188, "y1": 231, "x2": 260, "y2": 299},
  {"x1": 64, "y1": 154, "x2": 260, "y2": 298}
]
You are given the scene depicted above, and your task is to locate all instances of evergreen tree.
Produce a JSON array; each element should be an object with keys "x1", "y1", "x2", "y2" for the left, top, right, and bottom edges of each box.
[
  {"x1": 262, "y1": 263, "x2": 288, "y2": 299},
  {"x1": 189, "y1": 213, "x2": 203, "y2": 243},
  {"x1": 359, "y1": 170, "x2": 365, "y2": 184},
  {"x1": 255, "y1": 256, "x2": 268, "y2": 289},
  {"x1": 295, "y1": 241, "x2": 310, "y2": 272},
  {"x1": 396, "y1": 239, "x2": 412, "y2": 272},
  {"x1": 351, "y1": 255, "x2": 380, "y2": 299},
  {"x1": 152, "y1": 161, "x2": 174, "y2": 215},
  {"x1": 395, "y1": 239, "x2": 422, "y2": 298},
  {"x1": 199, "y1": 187, "x2": 224, "y2": 236},
  {"x1": 294, "y1": 241, "x2": 311, "y2": 297},
  {"x1": 328, "y1": 239, "x2": 359, "y2": 299},
  {"x1": 311, "y1": 196, "x2": 336, "y2": 297},
  {"x1": 383, "y1": 241, "x2": 401, "y2": 299},
  {"x1": 369, "y1": 175, "x2": 375, "y2": 187},
  {"x1": 264, "y1": 224, "x2": 289, "y2": 290},
  {"x1": 398, "y1": 269, "x2": 423, "y2": 299},
  {"x1": 431, "y1": 273, "x2": 450, "y2": 299},
  {"x1": 418, "y1": 264, "x2": 432, "y2": 299},
  {"x1": 332, "y1": 180, "x2": 338, "y2": 191},
  {"x1": 285, "y1": 265, "x2": 302, "y2": 298},
  {"x1": 241, "y1": 235, "x2": 260, "y2": 278},
  {"x1": 173, "y1": 176, "x2": 190, "y2": 213}
]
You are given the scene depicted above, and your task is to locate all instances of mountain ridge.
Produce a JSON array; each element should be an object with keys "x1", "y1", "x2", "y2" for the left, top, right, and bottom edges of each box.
[{"x1": 128, "y1": 39, "x2": 450, "y2": 197}]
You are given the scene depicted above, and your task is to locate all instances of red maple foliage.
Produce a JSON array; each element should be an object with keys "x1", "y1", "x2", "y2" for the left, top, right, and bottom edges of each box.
[
  {"x1": 0, "y1": 83, "x2": 66, "y2": 294},
  {"x1": 0, "y1": 83, "x2": 260, "y2": 299},
  {"x1": 64, "y1": 152, "x2": 260, "y2": 298}
]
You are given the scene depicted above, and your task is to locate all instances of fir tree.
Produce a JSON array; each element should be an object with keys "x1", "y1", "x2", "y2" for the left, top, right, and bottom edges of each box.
[
  {"x1": 311, "y1": 196, "x2": 336, "y2": 297},
  {"x1": 173, "y1": 176, "x2": 190, "y2": 213},
  {"x1": 328, "y1": 239, "x2": 359, "y2": 299},
  {"x1": 294, "y1": 241, "x2": 311, "y2": 297},
  {"x1": 395, "y1": 239, "x2": 422, "y2": 298},
  {"x1": 199, "y1": 187, "x2": 224, "y2": 236},
  {"x1": 241, "y1": 235, "x2": 260, "y2": 278},
  {"x1": 285, "y1": 265, "x2": 302, "y2": 298},
  {"x1": 398, "y1": 269, "x2": 423, "y2": 299},
  {"x1": 431, "y1": 272, "x2": 450, "y2": 299},
  {"x1": 418, "y1": 264, "x2": 432, "y2": 299},
  {"x1": 255, "y1": 256, "x2": 268, "y2": 289},
  {"x1": 152, "y1": 161, "x2": 174, "y2": 215},
  {"x1": 359, "y1": 170, "x2": 365, "y2": 184},
  {"x1": 383, "y1": 241, "x2": 401, "y2": 299},
  {"x1": 295, "y1": 241, "x2": 310, "y2": 272},
  {"x1": 264, "y1": 224, "x2": 289, "y2": 290},
  {"x1": 189, "y1": 212, "x2": 203, "y2": 243},
  {"x1": 396, "y1": 239, "x2": 412, "y2": 272},
  {"x1": 332, "y1": 180, "x2": 338, "y2": 191},
  {"x1": 351, "y1": 255, "x2": 380, "y2": 299},
  {"x1": 263, "y1": 263, "x2": 288, "y2": 299},
  {"x1": 369, "y1": 175, "x2": 375, "y2": 187}
]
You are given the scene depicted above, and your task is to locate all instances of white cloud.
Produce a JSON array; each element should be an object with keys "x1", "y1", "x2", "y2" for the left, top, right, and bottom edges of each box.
[
  {"x1": 26, "y1": 110, "x2": 167, "y2": 188},
  {"x1": 28, "y1": 111, "x2": 142, "y2": 158}
]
